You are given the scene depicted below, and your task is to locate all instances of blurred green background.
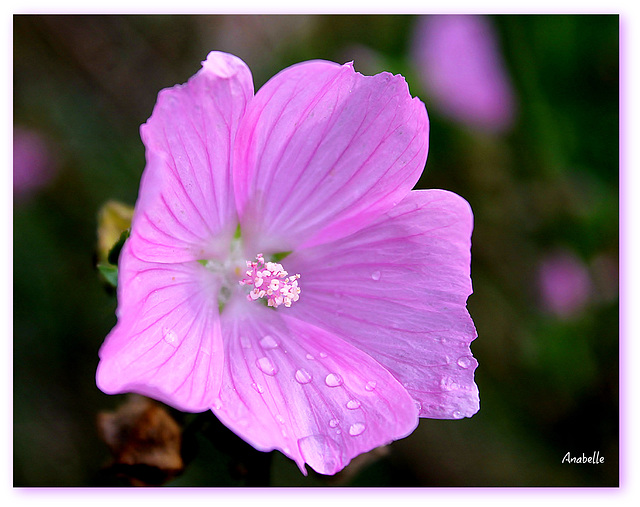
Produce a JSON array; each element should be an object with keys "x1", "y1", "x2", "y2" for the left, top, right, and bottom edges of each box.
[{"x1": 13, "y1": 14, "x2": 619, "y2": 487}]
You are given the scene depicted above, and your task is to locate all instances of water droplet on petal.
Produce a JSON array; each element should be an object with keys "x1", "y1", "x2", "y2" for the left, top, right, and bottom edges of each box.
[
  {"x1": 365, "y1": 380, "x2": 377, "y2": 391},
  {"x1": 325, "y1": 373, "x2": 343, "y2": 387},
  {"x1": 306, "y1": 353, "x2": 315, "y2": 360},
  {"x1": 329, "y1": 418, "x2": 339, "y2": 428},
  {"x1": 440, "y1": 376, "x2": 459, "y2": 390},
  {"x1": 371, "y1": 271, "x2": 381, "y2": 281},
  {"x1": 260, "y1": 335, "x2": 279, "y2": 349},
  {"x1": 295, "y1": 368, "x2": 312, "y2": 384},
  {"x1": 349, "y1": 422, "x2": 366, "y2": 436},
  {"x1": 452, "y1": 410, "x2": 463, "y2": 419},
  {"x1": 346, "y1": 399, "x2": 361, "y2": 409},
  {"x1": 251, "y1": 382, "x2": 265, "y2": 394},
  {"x1": 256, "y1": 356, "x2": 277, "y2": 376},
  {"x1": 240, "y1": 336, "x2": 252, "y2": 349},
  {"x1": 457, "y1": 356, "x2": 473, "y2": 369},
  {"x1": 276, "y1": 414, "x2": 285, "y2": 424},
  {"x1": 163, "y1": 329, "x2": 178, "y2": 346},
  {"x1": 319, "y1": 352, "x2": 328, "y2": 358}
]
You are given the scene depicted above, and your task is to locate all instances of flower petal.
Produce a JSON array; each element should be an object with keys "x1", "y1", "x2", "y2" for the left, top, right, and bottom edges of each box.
[
  {"x1": 286, "y1": 189, "x2": 479, "y2": 419},
  {"x1": 131, "y1": 51, "x2": 254, "y2": 263},
  {"x1": 233, "y1": 60, "x2": 429, "y2": 253},
  {"x1": 212, "y1": 302, "x2": 418, "y2": 475},
  {"x1": 96, "y1": 241, "x2": 224, "y2": 412}
]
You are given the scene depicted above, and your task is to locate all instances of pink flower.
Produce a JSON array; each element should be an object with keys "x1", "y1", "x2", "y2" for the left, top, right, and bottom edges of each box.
[
  {"x1": 412, "y1": 15, "x2": 516, "y2": 133},
  {"x1": 96, "y1": 51, "x2": 478, "y2": 475},
  {"x1": 13, "y1": 127, "x2": 57, "y2": 201},
  {"x1": 538, "y1": 250, "x2": 592, "y2": 319}
]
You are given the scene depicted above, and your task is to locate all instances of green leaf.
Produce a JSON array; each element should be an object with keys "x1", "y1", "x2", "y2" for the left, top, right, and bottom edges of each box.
[
  {"x1": 271, "y1": 251, "x2": 292, "y2": 262},
  {"x1": 97, "y1": 263, "x2": 119, "y2": 288}
]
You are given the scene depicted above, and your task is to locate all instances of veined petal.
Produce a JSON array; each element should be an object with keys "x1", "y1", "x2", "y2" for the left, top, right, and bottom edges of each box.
[
  {"x1": 285, "y1": 189, "x2": 479, "y2": 419},
  {"x1": 212, "y1": 303, "x2": 418, "y2": 475},
  {"x1": 96, "y1": 241, "x2": 224, "y2": 412},
  {"x1": 131, "y1": 51, "x2": 254, "y2": 263},
  {"x1": 234, "y1": 60, "x2": 429, "y2": 253}
]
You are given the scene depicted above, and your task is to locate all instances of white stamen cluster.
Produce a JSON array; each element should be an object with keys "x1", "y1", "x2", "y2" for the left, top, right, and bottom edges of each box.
[{"x1": 240, "y1": 253, "x2": 301, "y2": 308}]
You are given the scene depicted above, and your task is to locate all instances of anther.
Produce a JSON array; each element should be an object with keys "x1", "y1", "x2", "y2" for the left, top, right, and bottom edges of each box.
[{"x1": 240, "y1": 254, "x2": 301, "y2": 308}]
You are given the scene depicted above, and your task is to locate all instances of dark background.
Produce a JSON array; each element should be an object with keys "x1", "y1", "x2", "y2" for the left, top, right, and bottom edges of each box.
[{"x1": 13, "y1": 14, "x2": 619, "y2": 487}]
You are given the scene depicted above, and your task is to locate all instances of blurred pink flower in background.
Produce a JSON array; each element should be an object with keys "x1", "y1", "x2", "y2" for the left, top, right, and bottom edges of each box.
[
  {"x1": 13, "y1": 127, "x2": 57, "y2": 201},
  {"x1": 412, "y1": 15, "x2": 516, "y2": 133},
  {"x1": 96, "y1": 51, "x2": 478, "y2": 475},
  {"x1": 538, "y1": 250, "x2": 593, "y2": 319}
]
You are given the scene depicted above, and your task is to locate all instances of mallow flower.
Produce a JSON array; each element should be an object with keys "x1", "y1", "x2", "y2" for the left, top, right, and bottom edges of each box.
[
  {"x1": 96, "y1": 51, "x2": 479, "y2": 475},
  {"x1": 13, "y1": 126, "x2": 57, "y2": 201},
  {"x1": 538, "y1": 250, "x2": 592, "y2": 319},
  {"x1": 412, "y1": 15, "x2": 515, "y2": 133}
]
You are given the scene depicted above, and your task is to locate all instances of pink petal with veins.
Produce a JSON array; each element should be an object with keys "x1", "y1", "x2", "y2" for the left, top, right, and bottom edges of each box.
[
  {"x1": 132, "y1": 51, "x2": 254, "y2": 263},
  {"x1": 286, "y1": 190, "x2": 478, "y2": 418},
  {"x1": 213, "y1": 302, "x2": 418, "y2": 475},
  {"x1": 234, "y1": 60, "x2": 429, "y2": 253},
  {"x1": 97, "y1": 242, "x2": 224, "y2": 412}
]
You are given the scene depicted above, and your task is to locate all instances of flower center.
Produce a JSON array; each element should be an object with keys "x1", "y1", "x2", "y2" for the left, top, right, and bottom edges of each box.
[{"x1": 240, "y1": 253, "x2": 301, "y2": 308}]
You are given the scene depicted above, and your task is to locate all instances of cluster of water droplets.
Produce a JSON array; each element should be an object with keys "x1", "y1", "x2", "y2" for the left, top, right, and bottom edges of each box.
[
  {"x1": 423, "y1": 352, "x2": 476, "y2": 419},
  {"x1": 234, "y1": 323, "x2": 477, "y2": 461},
  {"x1": 240, "y1": 333, "x2": 378, "y2": 440}
]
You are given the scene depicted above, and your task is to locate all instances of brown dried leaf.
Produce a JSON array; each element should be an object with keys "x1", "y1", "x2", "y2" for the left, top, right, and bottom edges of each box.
[{"x1": 97, "y1": 395, "x2": 183, "y2": 486}]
